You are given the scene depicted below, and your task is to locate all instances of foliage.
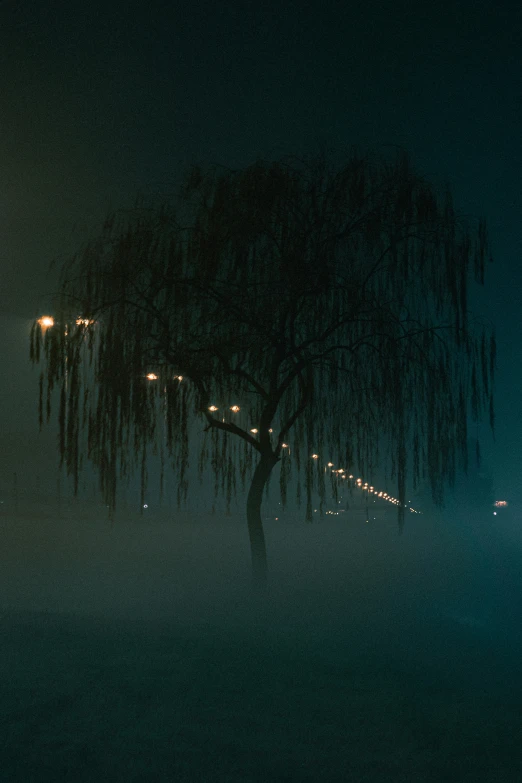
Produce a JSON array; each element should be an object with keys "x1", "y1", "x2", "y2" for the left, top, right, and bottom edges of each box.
[{"x1": 30, "y1": 150, "x2": 495, "y2": 526}]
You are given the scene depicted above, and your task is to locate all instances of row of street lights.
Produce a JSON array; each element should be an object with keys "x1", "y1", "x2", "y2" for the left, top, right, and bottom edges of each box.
[
  {"x1": 196, "y1": 398, "x2": 420, "y2": 513},
  {"x1": 38, "y1": 316, "x2": 420, "y2": 514},
  {"x1": 143, "y1": 376, "x2": 421, "y2": 512}
]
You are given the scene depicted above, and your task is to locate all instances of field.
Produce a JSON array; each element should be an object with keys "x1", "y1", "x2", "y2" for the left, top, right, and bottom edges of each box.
[{"x1": 1, "y1": 506, "x2": 521, "y2": 781}]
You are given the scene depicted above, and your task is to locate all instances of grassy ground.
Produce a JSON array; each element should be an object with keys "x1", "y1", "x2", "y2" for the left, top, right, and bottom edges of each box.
[{"x1": 1, "y1": 509, "x2": 522, "y2": 780}]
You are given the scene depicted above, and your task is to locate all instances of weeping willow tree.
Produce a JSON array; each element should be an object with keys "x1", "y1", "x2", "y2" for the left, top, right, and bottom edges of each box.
[{"x1": 30, "y1": 150, "x2": 495, "y2": 582}]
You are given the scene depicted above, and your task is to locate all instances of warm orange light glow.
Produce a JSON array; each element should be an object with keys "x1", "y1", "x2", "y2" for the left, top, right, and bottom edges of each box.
[
  {"x1": 146, "y1": 373, "x2": 158, "y2": 380},
  {"x1": 230, "y1": 405, "x2": 240, "y2": 413},
  {"x1": 76, "y1": 318, "x2": 94, "y2": 326},
  {"x1": 250, "y1": 428, "x2": 258, "y2": 434},
  {"x1": 208, "y1": 405, "x2": 218, "y2": 412},
  {"x1": 175, "y1": 375, "x2": 183, "y2": 381},
  {"x1": 494, "y1": 500, "x2": 508, "y2": 507},
  {"x1": 327, "y1": 462, "x2": 334, "y2": 467},
  {"x1": 281, "y1": 443, "x2": 289, "y2": 448},
  {"x1": 38, "y1": 316, "x2": 54, "y2": 328},
  {"x1": 311, "y1": 454, "x2": 319, "y2": 459}
]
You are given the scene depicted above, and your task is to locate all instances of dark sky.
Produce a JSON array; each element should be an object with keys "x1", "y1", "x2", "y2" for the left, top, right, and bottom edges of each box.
[{"x1": 2, "y1": 0, "x2": 521, "y2": 505}]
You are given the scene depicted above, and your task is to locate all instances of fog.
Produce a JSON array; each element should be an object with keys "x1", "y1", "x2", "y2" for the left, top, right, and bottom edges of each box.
[
  {"x1": 2, "y1": 501, "x2": 519, "y2": 629},
  {"x1": 2, "y1": 502, "x2": 522, "y2": 780}
]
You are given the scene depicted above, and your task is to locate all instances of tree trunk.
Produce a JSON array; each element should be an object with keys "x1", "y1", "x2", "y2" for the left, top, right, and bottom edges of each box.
[{"x1": 246, "y1": 451, "x2": 278, "y2": 587}]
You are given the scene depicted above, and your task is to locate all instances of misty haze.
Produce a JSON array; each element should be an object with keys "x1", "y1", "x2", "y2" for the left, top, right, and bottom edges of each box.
[{"x1": 2, "y1": 490, "x2": 522, "y2": 780}]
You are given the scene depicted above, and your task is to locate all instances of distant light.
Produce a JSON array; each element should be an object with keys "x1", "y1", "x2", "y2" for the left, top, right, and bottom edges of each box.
[
  {"x1": 208, "y1": 405, "x2": 218, "y2": 412},
  {"x1": 327, "y1": 462, "x2": 334, "y2": 467},
  {"x1": 146, "y1": 373, "x2": 158, "y2": 380},
  {"x1": 281, "y1": 443, "x2": 289, "y2": 448},
  {"x1": 76, "y1": 318, "x2": 94, "y2": 326},
  {"x1": 493, "y1": 511, "x2": 497, "y2": 515},
  {"x1": 230, "y1": 405, "x2": 240, "y2": 412},
  {"x1": 143, "y1": 504, "x2": 148, "y2": 509},
  {"x1": 494, "y1": 500, "x2": 508, "y2": 507},
  {"x1": 250, "y1": 428, "x2": 258, "y2": 434},
  {"x1": 175, "y1": 375, "x2": 183, "y2": 381},
  {"x1": 311, "y1": 454, "x2": 319, "y2": 459},
  {"x1": 38, "y1": 316, "x2": 54, "y2": 328}
]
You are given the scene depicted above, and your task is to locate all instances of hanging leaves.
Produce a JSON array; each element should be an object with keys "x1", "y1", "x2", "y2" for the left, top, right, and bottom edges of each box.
[{"x1": 29, "y1": 150, "x2": 494, "y2": 523}]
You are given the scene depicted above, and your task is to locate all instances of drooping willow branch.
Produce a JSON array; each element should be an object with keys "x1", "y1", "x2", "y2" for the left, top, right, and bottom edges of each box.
[{"x1": 30, "y1": 149, "x2": 495, "y2": 523}]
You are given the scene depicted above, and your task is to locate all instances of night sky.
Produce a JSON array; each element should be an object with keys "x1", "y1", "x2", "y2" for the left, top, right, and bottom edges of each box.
[{"x1": 2, "y1": 0, "x2": 521, "y2": 506}]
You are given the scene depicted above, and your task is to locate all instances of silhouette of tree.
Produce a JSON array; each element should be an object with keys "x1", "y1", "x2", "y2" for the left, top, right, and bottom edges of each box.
[{"x1": 30, "y1": 151, "x2": 495, "y2": 583}]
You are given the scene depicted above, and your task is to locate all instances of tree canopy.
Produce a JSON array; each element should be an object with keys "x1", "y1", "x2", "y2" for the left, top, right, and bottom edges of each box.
[{"x1": 30, "y1": 150, "x2": 495, "y2": 577}]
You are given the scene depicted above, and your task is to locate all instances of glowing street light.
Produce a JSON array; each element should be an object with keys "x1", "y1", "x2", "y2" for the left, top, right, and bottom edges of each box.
[
  {"x1": 208, "y1": 405, "x2": 218, "y2": 412},
  {"x1": 230, "y1": 405, "x2": 240, "y2": 413},
  {"x1": 311, "y1": 454, "x2": 319, "y2": 460},
  {"x1": 38, "y1": 316, "x2": 54, "y2": 328},
  {"x1": 146, "y1": 373, "x2": 158, "y2": 381},
  {"x1": 250, "y1": 428, "x2": 258, "y2": 434}
]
